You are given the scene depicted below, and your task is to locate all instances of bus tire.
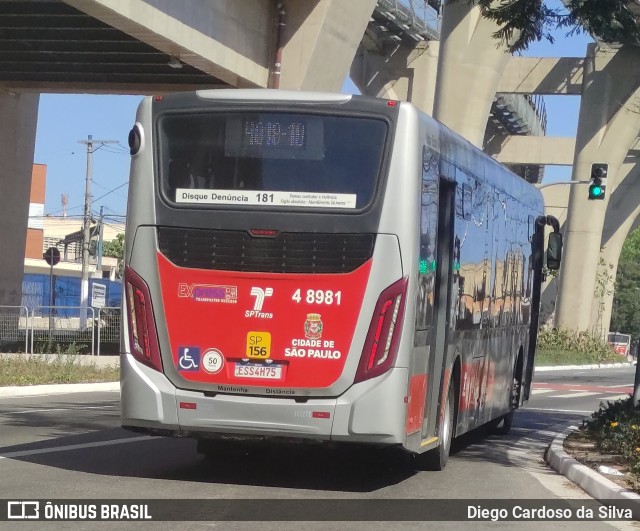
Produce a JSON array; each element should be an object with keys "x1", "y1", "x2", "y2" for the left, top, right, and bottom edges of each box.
[
  {"x1": 491, "y1": 366, "x2": 520, "y2": 436},
  {"x1": 416, "y1": 381, "x2": 455, "y2": 471},
  {"x1": 494, "y1": 410, "x2": 514, "y2": 435}
]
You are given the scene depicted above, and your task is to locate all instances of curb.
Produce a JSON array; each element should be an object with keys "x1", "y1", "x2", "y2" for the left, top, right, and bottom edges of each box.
[
  {"x1": 545, "y1": 425, "x2": 640, "y2": 502},
  {"x1": 536, "y1": 363, "x2": 634, "y2": 372},
  {"x1": 0, "y1": 382, "x2": 119, "y2": 398}
]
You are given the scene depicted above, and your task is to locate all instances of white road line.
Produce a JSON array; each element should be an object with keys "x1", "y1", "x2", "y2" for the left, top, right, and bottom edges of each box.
[
  {"x1": 525, "y1": 407, "x2": 593, "y2": 414},
  {"x1": 2, "y1": 406, "x2": 118, "y2": 414},
  {"x1": 550, "y1": 391, "x2": 598, "y2": 398},
  {"x1": 0, "y1": 436, "x2": 153, "y2": 460},
  {"x1": 531, "y1": 389, "x2": 553, "y2": 395},
  {"x1": 597, "y1": 394, "x2": 629, "y2": 401}
]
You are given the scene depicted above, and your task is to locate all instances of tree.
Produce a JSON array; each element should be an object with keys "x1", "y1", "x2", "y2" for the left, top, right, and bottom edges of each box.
[
  {"x1": 455, "y1": 0, "x2": 640, "y2": 53},
  {"x1": 102, "y1": 233, "x2": 124, "y2": 278},
  {"x1": 610, "y1": 228, "x2": 640, "y2": 339}
]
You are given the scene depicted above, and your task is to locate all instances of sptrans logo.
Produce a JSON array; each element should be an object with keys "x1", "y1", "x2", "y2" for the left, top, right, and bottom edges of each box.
[{"x1": 246, "y1": 287, "x2": 273, "y2": 319}]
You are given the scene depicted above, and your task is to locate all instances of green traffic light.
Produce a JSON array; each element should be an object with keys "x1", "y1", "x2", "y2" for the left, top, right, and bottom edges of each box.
[{"x1": 588, "y1": 177, "x2": 605, "y2": 200}]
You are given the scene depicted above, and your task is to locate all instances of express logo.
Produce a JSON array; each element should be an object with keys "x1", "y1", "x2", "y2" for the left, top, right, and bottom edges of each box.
[
  {"x1": 246, "y1": 287, "x2": 274, "y2": 319},
  {"x1": 178, "y1": 283, "x2": 238, "y2": 304}
]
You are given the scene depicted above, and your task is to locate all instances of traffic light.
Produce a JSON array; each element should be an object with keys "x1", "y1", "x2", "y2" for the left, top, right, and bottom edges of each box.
[{"x1": 588, "y1": 163, "x2": 608, "y2": 200}]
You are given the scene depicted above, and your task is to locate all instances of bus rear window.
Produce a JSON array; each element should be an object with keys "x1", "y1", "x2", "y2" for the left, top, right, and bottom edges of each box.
[{"x1": 157, "y1": 112, "x2": 388, "y2": 210}]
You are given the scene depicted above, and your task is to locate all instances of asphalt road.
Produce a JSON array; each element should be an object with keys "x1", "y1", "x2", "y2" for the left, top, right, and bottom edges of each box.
[{"x1": 0, "y1": 367, "x2": 638, "y2": 530}]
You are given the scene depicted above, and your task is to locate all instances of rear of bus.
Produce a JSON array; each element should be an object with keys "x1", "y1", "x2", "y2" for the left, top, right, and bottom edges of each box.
[
  {"x1": 121, "y1": 90, "x2": 417, "y2": 447},
  {"x1": 608, "y1": 332, "x2": 631, "y2": 358}
]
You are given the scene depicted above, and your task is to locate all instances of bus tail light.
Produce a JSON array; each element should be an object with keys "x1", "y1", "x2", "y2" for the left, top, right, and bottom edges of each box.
[
  {"x1": 354, "y1": 277, "x2": 408, "y2": 383},
  {"x1": 124, "y1": 266, "x2": 163, "y2": 372}
]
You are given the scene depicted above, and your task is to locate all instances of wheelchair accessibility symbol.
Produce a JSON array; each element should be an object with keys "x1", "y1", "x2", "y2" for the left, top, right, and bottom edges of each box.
[{"x1": 178, "y1": 346, "x2": 201, "y2": 371}]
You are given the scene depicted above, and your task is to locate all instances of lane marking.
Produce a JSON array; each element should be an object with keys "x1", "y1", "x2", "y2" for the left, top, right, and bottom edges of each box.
[
  {"x1": 598, "y1": 394, "x2": 630, "y2": 401},
  {"x1": 0, "y1": 436, "x2": 154, "y2": 460},
  {"x1": 524, "y1": 407, "x2": 593, "y2": 414},
  {"x1": 551, "y1": 391, "x2": 598, "y2": 399},
  {"x1": 533, "y1": 383, "x2": 633, "y2": 394},
  {"x1": 531, "y1": 389, "x2": 553, "y2": 395},
  {"x1": 2, "y1": 406, "x2": 118, "y2": 414}
]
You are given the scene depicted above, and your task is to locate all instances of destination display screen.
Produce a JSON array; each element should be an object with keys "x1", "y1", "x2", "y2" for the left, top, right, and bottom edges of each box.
[{"x1": 225, "y1": 114, "x2": 323, "y2": 159}]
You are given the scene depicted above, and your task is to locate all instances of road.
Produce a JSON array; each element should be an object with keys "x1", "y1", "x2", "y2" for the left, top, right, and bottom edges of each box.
[{"x1": 0, "y1": 367, "x2": 638, "y2": 530}]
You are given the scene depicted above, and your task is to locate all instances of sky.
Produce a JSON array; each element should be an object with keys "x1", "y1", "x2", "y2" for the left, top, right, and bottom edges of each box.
[{"x1": 32, "y1": 1, "x2": 594, "y2": 231}]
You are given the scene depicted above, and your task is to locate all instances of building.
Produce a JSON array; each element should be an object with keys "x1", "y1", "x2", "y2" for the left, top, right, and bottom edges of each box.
[{"x1": 24, "y1": 164, "x2": 124, "y2": 281}]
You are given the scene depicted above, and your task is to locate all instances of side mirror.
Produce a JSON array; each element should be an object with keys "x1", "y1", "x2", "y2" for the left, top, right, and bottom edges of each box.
[{"x1": 546, "y1": 232, "x2": 563, "y2": 271}]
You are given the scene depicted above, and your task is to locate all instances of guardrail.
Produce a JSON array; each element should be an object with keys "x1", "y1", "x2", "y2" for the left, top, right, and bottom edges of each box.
[{"x1": 0, "y1": 306, "x2": 122, "y2": 356}]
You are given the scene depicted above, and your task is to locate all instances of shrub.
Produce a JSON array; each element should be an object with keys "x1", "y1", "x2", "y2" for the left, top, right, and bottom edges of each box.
[
  {"x1": 583, "y1": 397, "x2": 640, "y2": 490},
  {"x1": 537, "y1": 327, "x2": 618, "y2": 364}
]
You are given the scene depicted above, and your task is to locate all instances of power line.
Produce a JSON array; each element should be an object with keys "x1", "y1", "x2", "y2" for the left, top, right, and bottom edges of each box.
[{"x1": 91, "y1": 181, "x2": 128, "y2": 204}]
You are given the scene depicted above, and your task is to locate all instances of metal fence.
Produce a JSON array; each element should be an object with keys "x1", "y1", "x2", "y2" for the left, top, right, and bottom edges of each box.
[
  {"x1": 96, "y1": 307, "x2": 121, "y2": 356},
  {"x1": 0, "y1": 305, "x2": 122, "y2": 356},
  {"x1": 0, "y1": 306, "x2": 29, "y2": 353}
]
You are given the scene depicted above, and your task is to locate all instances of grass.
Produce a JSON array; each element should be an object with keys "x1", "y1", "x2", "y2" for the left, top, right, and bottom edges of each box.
[
  {"x1": 536, "y1": 347, "x2": 621, "y2": 366},
  {"x1": 536, "y1": 327, "x2": 621, "y2": 366},
  {"x1": 0, "y1": 354, "x2": 119, "y2": 386}
]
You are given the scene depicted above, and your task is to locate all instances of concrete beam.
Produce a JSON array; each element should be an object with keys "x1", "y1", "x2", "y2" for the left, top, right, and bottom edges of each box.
[
  {"x1": 279, "y1": 0, "x2": 378, "y2": 91},
  {"x1": 0, "y1": 92, "x2": 39, "y2": 306},
  {"x1": 65, "y1": 0, "x2": 273, "y2": 88},
  {"x1": 434, "y1": 0, "x2": 517, "y2": 147},
  {"x1": 497, "y1": 57, "x2": 585, "y2": 95},
  {"x1": 351, "y1": 41, "x2": 439, "y2": 115},
  {"x1": 488, "y1": 136, "x2": 576, "y2": 166}
]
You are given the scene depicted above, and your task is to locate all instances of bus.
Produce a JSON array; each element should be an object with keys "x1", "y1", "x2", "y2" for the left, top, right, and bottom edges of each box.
[
  {"x1": 608, "y1": 332, "x2": 631, "y2": 357},
  {"x1": 121, "y1": 89, "x2": 562, "y2": 470}
]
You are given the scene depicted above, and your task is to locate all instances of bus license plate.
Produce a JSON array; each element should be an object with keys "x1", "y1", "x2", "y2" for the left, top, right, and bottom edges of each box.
[{"x1": 234, "y1": 363, "x2": 282, "y2": 380}]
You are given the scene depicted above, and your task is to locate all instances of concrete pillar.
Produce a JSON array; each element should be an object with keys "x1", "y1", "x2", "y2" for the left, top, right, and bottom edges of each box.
[
  {"x1": 591, "y1": 160, "x2": 640, "y2": 336},
  {"x1": 554, "y1": 45, "x2": 640, "y2": 333},
  {"x1": 433, "y1": 0, "x2": 517, "y2": 147},
  {"x1": 0, "y1": 92, "x2": 39, "y2": 307},
  {"x1": 278, "y1": 0, "x2": 378, "y2": 91},
  {"x1": 351, "y1": 40, "x2": 439, "y2": 115}
]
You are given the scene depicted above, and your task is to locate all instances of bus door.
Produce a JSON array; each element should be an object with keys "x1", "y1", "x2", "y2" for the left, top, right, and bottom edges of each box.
[{"x1": 422, "y1": 178, "x2": 456, "y2": 440}]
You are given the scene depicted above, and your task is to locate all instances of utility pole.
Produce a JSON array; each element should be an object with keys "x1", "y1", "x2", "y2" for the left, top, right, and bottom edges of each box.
[
  {"x1": 78, "y1": 135, "x2": 118, "y2": 327},
  {"x1": 97, "y1": 205, "x2": 104, "y2": 272}
]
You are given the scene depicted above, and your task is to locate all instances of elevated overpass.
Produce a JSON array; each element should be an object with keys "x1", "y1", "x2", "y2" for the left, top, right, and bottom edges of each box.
[
  {"x1": 358, "y1": 0, "x2": 547, "y2": 183},
  {"x1": 1, "y1": 0, "x2": 638, "y2": 340}
]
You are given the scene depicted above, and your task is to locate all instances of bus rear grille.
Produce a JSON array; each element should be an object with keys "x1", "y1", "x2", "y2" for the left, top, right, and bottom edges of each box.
[{"x1": 157, "y1": 228, "x2": 376, "y2": 273}]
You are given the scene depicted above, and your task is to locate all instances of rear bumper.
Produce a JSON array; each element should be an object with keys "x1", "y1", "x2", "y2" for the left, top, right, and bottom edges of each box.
[{"x1": 121, "y1": 353, "x2": 408, "y2": 445}]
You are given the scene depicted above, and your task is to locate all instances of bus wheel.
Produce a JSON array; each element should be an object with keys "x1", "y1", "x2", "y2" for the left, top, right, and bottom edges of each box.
[
  {"x1": 491, "y1": 371, "x2": 520, "y2": 435},
  {"x1": 489, "y1": 409, "x2": 516, "y2": 435},
  {"x1": 416, "y1": 381, "x2": 455, "y2": 471}
]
